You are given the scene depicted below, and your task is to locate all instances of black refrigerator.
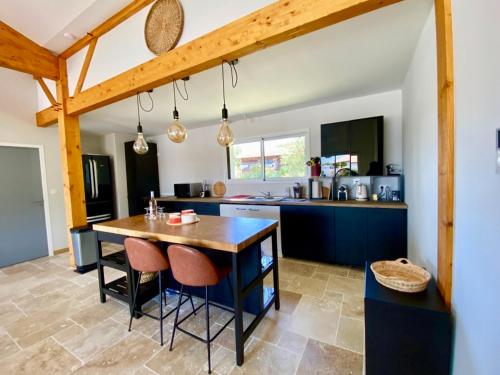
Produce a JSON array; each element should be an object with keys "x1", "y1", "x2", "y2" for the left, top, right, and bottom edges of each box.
[
  {"x1": 82, "y1": 154, "x2": 114, "y2": 223},
  {"x1": 125, "y1": 141, "x2": 160, "y2": 216}
]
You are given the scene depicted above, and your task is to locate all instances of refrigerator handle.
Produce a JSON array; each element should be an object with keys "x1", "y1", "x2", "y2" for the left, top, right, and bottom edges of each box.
[
  {"x1": 89, "y1": 159, "x2": 95, "y2": 199},
  {"x1": 93, "y1": 159, "x2": 99, "y2": 199}
]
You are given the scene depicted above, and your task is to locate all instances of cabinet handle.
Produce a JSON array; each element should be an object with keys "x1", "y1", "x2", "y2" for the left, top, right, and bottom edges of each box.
[
  {"x1": 248, "y1": 208, "x2": 260, "y2": 212},
  {"x1": 236, "y1": 208, "x2": 247, "y2": 211}
]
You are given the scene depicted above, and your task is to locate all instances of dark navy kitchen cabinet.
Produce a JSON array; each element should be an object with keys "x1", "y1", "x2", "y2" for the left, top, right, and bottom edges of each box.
[
  {"x1": 365, "y1": 208, "x2": 407, "y2": 263},
  {"x1": 335, "y1": 207, "x2": 407, "y2": 266},
  {"x1": 365, "y1": 263, "x2": 451, "y2": 375},
  {"x1": 334, "y1": 207, "x2": 368, "y2": 266},
  {"x1": 280, "y1": 205, "x2": 335, "y2": 262},
  {"x1": 159, "y1": 201, "x2": 220, "y2": 216}
]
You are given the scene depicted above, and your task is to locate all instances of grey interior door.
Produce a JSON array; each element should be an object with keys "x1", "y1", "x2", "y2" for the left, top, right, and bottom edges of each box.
[{"x1": 0, "y1": 146, "x2": 49, "y2": 267}]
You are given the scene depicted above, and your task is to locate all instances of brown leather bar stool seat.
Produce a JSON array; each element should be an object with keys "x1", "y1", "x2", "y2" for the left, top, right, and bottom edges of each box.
[
  {"x1": 168, "y1": 244, "x2": 235, "y2": 374},
  {"x1": 124, "y1": 238, "x2": 195, "y2": 346}
]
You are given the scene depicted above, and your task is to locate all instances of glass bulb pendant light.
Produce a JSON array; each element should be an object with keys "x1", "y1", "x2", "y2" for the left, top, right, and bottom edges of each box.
[
  {"x1": 217, "y1": 105, "x2": 234, "y2": 146},
  {"x1": 167, "y1": 81, "x2": 187, "y2": 143},
  {"x1": 217, "y1": 61, "x2": 236, "y2": 147},
  {"x1": 133, "y1": 93, "x2": 149, "y2": 155},
  {"x1": 133, "y1": 124, "x2": 149, "y2": 154}
]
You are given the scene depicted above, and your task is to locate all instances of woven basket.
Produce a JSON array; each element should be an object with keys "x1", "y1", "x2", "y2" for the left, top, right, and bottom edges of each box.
[
  {"x1": 144, "y1": 0, "x2": 184, "y2": 55},
  {"x1": 139, "y1": 271, "x2": 157, "y2": 284},
  {"x1": 370, "y1": 258, "x2": 431, "y2": 293}
]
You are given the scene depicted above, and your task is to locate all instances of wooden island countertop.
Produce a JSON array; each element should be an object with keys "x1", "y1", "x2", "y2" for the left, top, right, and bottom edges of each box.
[{"x1": 93, "y1": 214, "x2": 278, "y2": 253}]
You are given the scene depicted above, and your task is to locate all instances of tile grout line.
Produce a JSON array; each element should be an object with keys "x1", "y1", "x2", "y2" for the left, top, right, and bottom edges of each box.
[{"x1": 10, "y1": 301, "x2": 28, "y2": 317}]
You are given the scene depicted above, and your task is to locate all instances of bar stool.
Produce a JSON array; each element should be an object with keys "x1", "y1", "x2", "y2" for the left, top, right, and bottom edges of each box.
[
  {"x1": 167, "y1": 244, "x2": 235, "y2": 374},
  {"x1": 124, "y1": 237, "x2": 196, "y2": 346}
]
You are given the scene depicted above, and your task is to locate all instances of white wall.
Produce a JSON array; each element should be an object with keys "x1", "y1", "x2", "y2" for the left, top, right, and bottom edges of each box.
[
  {"x1": 452, "y1": 0, "x2": 500, "y2": 373},
  {"x1": 102, "y1": 132, "x2": 136, "y2": 218},
  {"x1": 0, "y1": 68, "x2": 67, "y2": 251},
  {"x1": 81, "y1": 132, "x2": 105, "y2": 154},
  {"x1": 402, "y1": 8, "x2": 438, "y2": 275},
  {"x1": 151, "y1": 90, "x2": 402, "y2": 196}
]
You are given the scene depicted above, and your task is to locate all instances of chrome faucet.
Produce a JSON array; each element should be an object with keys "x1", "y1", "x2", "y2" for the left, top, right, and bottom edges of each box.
[{"x1": 259, "y1": 191, "x2": 273, "y2": 199}]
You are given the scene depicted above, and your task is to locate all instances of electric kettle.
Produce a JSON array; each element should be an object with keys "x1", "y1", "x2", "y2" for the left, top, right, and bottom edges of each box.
[{"x1": 355, "y1": 182, "x2": 368, "y2": 201}]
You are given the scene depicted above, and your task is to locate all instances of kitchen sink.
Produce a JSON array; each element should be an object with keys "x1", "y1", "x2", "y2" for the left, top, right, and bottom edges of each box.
[{"x1": 224, "y1": 196, "x2": 306, "y2": 203}]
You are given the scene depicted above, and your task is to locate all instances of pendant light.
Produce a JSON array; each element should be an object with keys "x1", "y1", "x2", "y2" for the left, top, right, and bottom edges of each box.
[
  {"x1": 133, "y1": 93, "x2": 149, "y2": 154},
  {"x1": 217, "y1": 60, "x2": 237, "y2": 147},
  {"x1": 167, "y1": 80, "x2": 188, "y2": 143}
]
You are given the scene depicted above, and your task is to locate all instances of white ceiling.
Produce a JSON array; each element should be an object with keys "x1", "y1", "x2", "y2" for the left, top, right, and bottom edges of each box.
[
  {"x1": 0, "y1": 0, "x2": 129, "y2": 52},
  {"x1": 80, "y1": 0, "x2": 433, "y2": 136}
]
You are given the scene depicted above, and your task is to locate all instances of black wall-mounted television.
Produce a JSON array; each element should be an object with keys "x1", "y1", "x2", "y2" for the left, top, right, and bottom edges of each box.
[{"x1": 320, "y1": 116, "x2": 384, "y2": 177}]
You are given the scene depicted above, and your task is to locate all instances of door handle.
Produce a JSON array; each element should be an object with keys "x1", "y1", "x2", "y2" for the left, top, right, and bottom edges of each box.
[
  {"x1": 89, "y1": 159, "x2": 95, "y2": 199},
  {"x1": 93, "y1": 159, "x2": 99, "y2": 199},
  {"x1": 33, "y1": 200, "x2": 44, "y2": 206}
]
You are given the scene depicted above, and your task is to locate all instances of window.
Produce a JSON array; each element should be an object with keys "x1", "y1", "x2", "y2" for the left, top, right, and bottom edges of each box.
[{"x1": 228, "y1": 133, "x2": 308, "y2": 180}]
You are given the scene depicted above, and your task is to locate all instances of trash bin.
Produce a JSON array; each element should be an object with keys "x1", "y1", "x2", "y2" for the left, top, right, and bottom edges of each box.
[{"x1": 70, "y1": 225, "x2": 97, "y2": 273}]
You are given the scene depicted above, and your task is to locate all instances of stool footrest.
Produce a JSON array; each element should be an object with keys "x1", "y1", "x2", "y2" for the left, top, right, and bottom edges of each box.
[
  {"x1": 176, "y1": 301, "x2": 235, "y2": 344},
  {"x1": 132, "y1": 295, "x2": 192, "y2": 321}
]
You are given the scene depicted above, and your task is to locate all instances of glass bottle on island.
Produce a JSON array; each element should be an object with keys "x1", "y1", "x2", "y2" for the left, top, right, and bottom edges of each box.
[{"x1": 148, "y1": 191, "x2": 157, "y2": 219}]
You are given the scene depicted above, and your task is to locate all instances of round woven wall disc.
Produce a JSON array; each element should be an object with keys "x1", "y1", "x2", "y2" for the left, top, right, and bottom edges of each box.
[{"x1": 145, "y1": 0, "x2": 184, "y2": 55}]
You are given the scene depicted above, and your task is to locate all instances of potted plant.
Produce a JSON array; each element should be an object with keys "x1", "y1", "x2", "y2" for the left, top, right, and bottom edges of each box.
[{"x1": 306, "y1": 157, "x2": 321, "y2": 177}]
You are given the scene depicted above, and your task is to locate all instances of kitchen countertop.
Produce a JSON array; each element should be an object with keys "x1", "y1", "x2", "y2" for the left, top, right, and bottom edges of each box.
[
  {"x1": 93, "y1": 215, "x2": 278, "y2": 253},
  {"x1": 157, "y1": 196, "x2": 408, "y2": 210}
]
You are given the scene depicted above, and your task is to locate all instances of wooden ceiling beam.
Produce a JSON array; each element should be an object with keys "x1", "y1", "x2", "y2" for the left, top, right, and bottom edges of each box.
[
  {"x1": 74, "y1": 38, "x2": 98, "y2": 95},
  {"x1": 66, "y1": 0, "x2": 401, "y2": 117},
  {"x1": 36, "y1": 0, "x2": 400, "y2": 126},
  {"x1": 0, "y1": 21, "x2": 59, "y2": 80},
  {"x1": 36, "y1": 106, "x2": 59, "y2": 127},
  {"x1": 34, "y1": 76, "x2": 57, "y2": 106},
  {"x1": 59, "y1": 0, "x2": 155, "y2": 59}
]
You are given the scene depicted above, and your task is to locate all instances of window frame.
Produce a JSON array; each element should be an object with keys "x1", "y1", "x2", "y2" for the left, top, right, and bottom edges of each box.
[{"x1": 226, "y1": 129, "x2": 310, "y2": 184}]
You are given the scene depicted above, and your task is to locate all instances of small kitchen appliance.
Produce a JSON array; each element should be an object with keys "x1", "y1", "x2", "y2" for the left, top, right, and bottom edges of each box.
[
  {"x1": 337, "y1": 184, "x2": 349, "y2": 200},
  {"x1": 174, "y1": 183, "x2": 203, "y2": 198},
  {"x1": 355, "y1": 181, "x2": 368, "y2": 201},
  {"x1": 308, "y1": 178, "x2": 322, "y2": 199},
  {"x1": 292, "y1": 182, "x2": 303, "y2": 199}
]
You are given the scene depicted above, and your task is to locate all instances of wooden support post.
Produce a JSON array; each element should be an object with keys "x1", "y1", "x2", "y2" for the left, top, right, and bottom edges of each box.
[
  {"x1": 56, "y1": 58, "x2": 87, "y2": 267},
  {"x1": 435, "y1": 0, "x2": 455, "y2": 308},
  {"x1": 74, "y1": 38, "x2": 98, "y2": 95}
]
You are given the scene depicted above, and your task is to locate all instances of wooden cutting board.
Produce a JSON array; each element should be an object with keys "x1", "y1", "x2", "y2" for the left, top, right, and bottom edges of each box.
[{"x1": 212, "y1": 181, "x2": 226, "y2": 197}]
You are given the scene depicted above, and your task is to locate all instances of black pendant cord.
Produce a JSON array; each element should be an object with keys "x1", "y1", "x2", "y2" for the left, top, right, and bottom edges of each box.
[
  {"x1": 172, "y1": 81, "x2": 178, "y2": 112},
  {"x1": 172, "y1": 80, "x2": 189, "y2": 120},
  {"x1": 138, "y1": 91, "x2": 154, "y2": 112},
  {"x1": 221, "y1": 60, "x2": 238, "y2": 119},
  {"x1": 174, "y1": 79, "x2": 189, "y2": 101},
  {"x1": 136, "y1": 93, "x2": 142, "y2": 131}
]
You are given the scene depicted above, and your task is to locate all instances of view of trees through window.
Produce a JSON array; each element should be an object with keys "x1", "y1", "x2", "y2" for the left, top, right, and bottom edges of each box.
[{"x1": 229, "y1": 134, "x2": 307, "y2": 180}]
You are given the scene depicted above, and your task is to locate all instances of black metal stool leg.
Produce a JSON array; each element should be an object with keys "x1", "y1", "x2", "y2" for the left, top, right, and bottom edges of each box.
[
  {"x1": 169, "y1": 284, "x2": 184, "y2": 351},
  {"x1": 159, "y1": 271, "x2": 164, "y2": 346},
  {"x1": 205, "y1": 286, "x2": 212, "y2": 374},
  {"x1": 128, "y1": 271, "x2": 142, "y2": 332},
  {"x1": 188, "y1": 289, "x2": 196, "y2": 315}
]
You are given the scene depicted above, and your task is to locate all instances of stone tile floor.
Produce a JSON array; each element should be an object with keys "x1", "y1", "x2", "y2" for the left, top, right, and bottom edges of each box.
[{"x1": 0, "y1": 244, "x2": 365, "y2": 374}]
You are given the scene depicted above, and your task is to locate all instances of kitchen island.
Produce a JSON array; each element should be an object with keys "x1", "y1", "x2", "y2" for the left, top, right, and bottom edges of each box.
[{"x1": 93, "y1": 214, "x2": 279, "y2": 366}]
